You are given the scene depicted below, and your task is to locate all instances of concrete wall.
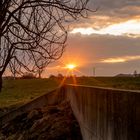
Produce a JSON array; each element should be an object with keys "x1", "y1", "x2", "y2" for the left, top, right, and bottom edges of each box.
[
  {"x1": 65, "y1": 85, "x2": 140, "y2": 140},
  {"x1": 0, "y1": 87, "x2": 65, "y2": 127}
]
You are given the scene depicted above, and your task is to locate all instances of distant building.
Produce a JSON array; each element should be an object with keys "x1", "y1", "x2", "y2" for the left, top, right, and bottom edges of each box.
[
  {"x1": 115, "y1": 74, "x2": 133, "y2": 77},
  {"x1": 115, "y1": 72, "x2": 140, "y2": 77}
]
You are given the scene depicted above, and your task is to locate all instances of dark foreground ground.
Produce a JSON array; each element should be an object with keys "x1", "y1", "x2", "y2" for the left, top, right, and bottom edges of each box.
[
  {"x1": 0, "y1": 101, "x2": 82, "y2": 140},
  {"x1": 0, "y1": 77, "x2": 140, "y2": 139}
]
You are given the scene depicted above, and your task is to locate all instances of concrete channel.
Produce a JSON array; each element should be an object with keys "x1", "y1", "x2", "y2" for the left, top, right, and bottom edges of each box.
[{"x1": 0, "y1": 84, "x2": 140, "y2": 140}]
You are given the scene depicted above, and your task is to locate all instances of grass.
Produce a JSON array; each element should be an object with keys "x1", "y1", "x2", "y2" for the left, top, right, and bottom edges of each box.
[
  {"x1": 65, "y1": 76, "x2": 140, "y2": 90},
  {"x1": 0, "y1": 76, "x2": 140, "y2": 114},
  {"x1": 0, "y1": 78, "x2": 58, "y2": 109}
]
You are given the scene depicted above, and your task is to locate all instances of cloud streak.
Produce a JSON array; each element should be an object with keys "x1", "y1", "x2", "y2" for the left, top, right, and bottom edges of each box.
[
  {"x1": 101, "y1": 56, "x2": 140, "y2": 63},
  {"x1": 70, "y1": 19, "x2": 140, "y2": 38}
]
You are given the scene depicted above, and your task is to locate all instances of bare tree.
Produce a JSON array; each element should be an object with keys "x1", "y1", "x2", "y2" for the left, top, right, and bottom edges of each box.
[{"x1": 0, "y1": 0, "x2": 90, "y2": 91}]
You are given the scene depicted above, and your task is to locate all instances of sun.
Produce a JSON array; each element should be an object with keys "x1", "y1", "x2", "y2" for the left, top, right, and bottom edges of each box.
[{"x1": 66, "y1": 64, "x2": 76, "y2": 70}]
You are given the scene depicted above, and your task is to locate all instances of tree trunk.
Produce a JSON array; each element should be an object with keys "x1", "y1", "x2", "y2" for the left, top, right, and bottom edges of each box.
[
  {"x1": 39, "y1": 71, "x2": 41, "y2": 79},
  {"x1": 38, "y1": 69, "x2": 43, "y2": 79},
  {"x1": 0, "y1": 74, "x2": 2, "y2": 92}
]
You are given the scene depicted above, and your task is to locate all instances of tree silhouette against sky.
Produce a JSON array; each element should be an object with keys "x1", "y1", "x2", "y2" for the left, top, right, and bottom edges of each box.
[{"x1": 0, "y1": 0, "x2": 91, "y2": 91}]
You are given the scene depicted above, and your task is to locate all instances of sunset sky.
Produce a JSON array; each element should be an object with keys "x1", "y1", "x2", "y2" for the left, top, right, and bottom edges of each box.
[{"x1": 46, "y1": 0, "x2": 140, "y2": 77}]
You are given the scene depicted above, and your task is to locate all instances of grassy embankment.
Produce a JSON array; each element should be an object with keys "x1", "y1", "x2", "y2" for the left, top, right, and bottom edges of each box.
[
  {"x1": 67, "y1": 77, "x2": 140, "y2": 90},
  {"x1": 0, "y1": 78, "x2": 59, "y2": 111},
  {"x1": 0, "y1": 77, "x2": 140, "y2": 113}
]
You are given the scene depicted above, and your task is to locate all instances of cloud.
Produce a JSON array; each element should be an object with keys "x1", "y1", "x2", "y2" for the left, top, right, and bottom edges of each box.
[
  {"x1": 70, "y1": 19, "x2": 140, "y2": 38},
  {"x1": 101, "y1": 56, "x2": 140, "y2": 63},
  {"x1": 101, "y1": 58, "x2": 126, "y2": 63},
  {"x1": 68, "y1": 0, "x2": 140, "y2": 32},
  {"x1": 92, "y1": 0, "x2": 140, "y2": 15}
]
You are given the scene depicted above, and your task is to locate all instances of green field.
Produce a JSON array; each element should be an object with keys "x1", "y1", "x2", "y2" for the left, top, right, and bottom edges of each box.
[
  {"x1": 66, "y1": 77, "x2": 140, "y2": 90},
  {"x1": 0, "y1": 77, "x2": 140, "y2": 114},
  {"x1": 0, "y1": 79, "x2": 59, "y2": 111}
]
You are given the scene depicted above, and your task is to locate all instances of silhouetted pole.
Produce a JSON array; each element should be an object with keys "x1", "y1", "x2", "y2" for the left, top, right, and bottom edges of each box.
[{"x1": 93, "y1": 67, "x2": 95, "y2": 77}]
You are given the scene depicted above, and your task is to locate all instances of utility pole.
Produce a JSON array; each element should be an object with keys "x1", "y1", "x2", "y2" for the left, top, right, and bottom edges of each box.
[{"x1": 93, "y1": 67, "x2": 95, "y2": 77}]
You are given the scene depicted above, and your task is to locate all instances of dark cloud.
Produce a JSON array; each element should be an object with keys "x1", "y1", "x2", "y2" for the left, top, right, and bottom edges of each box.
[
  {"x1": 66, "y1": 34, "x2": 140, "y2": 59},
  {"x1": 92, "y1": 0, "x2": 140, "y2": 17},
  {"x1": 68, "y1": 0, "x2": 140, "y2": 30}
]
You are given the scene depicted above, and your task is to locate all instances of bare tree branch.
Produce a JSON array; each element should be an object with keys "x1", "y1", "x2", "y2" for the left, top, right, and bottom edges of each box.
[{"x1": 0, "y1": 0, "x2": 91, "y2": 90}]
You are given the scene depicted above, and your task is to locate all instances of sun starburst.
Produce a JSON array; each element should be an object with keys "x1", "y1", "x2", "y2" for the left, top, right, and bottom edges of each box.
[{"x1": 66, "y1": 64, "x2": 76, "y2": 70}]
